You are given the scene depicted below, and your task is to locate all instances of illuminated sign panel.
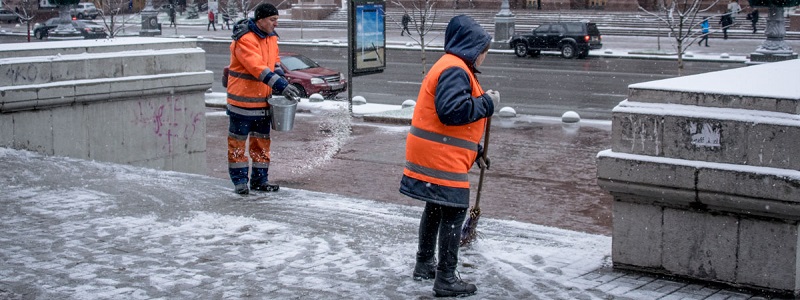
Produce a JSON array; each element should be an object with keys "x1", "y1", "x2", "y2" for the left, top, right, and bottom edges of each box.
[{"x1": 349, "y1": 0, "x2": 385, "y2": 76}]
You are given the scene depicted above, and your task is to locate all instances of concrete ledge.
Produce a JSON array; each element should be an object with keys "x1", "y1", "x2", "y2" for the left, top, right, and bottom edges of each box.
[
  {"x1": 1, "y1": 71, "x2": 213, "y2": 113},
  {"x1": 597, "y1": 150, "x2": 800, "y2": 215},
  {"x1": 0, "y1": 37, "x2": 199, "y2": 59},
  {"x1": 0, "y1": 48, "x2": 207, "y2": 87},
  {"x1": 611, "y1": 101, "x2": 800, "y2": 169},
  {"x1": 627, "y1": 59, "x2": 800, "y2": 114},
  {"x1": 0, "y1": 38, "x2": 211, "y2": 175}
]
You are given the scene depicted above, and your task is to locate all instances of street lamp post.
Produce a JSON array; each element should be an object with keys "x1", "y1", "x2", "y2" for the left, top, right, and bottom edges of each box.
[
  {"x1": 139, "y1": 0, "x2": 163, "y2": 36},
  {"x1": 748, "y1": 0, "x2": 799, "y2": 62},
  {"x1": 492, "y1": 0, "x2": 516, "y2": 49}
]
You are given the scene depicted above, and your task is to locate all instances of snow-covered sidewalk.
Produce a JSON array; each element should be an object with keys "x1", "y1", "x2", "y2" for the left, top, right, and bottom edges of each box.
[{"x1": 0, "y1": 147, "x2": 762, "y2": 299}]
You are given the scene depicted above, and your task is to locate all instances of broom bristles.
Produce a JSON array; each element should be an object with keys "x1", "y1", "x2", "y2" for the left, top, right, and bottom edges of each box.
[{"x1": 460, "y1": 206, "x2": 481, "y2": 247}]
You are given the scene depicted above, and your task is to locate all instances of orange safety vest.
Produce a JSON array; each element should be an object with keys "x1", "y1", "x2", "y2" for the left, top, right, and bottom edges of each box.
[
  {"x1": 227, "y1": 31, "x2": 280, "y2": 110},
  {"x1": 403, "y1": 54, "x2": 486, "y2": 189}
]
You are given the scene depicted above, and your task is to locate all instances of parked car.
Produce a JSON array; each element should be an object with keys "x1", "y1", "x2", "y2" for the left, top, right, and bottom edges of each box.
[
  {"x1": 33, "y1": 18, "x2": 108, "y2": 39},
  {"x1": 278, "y1": 53, "x2": 347, "y2": 99},
  {"x1": 72, "y1": 20, "x2": 107, "y2": 39},
  {"x1": 509, "y1": 21, "x2": 602, "y2": 59},
  {"x1": 222, "y1": 53, "x2": 347, "y2": 100},
  {"x1": 0, "y1": 8, "x2": 20, "y2": 23},
  {"x1": 70, "y1": 2, "x2": 99, "y2": 19}
]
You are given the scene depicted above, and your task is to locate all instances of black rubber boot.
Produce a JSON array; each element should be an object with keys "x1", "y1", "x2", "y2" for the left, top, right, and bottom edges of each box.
[
  {"x1": 431, "y1": 205, "x2": 473, "y2": 297},
  {"x1": 234, "y1": 183, "x2": 249, "y2": 195},
  {"x1": 433, "y1": 272, "x2": 477, "y2": 297},
  {"x1": 251, "y1": 182, "x2": 279, "y2": 192},
  {"x1": 413, "y1": 257, "x2": 436, "y2": 280}
]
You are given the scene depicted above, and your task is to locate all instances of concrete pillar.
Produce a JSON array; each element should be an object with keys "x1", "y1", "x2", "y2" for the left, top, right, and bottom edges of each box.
[
  {"x1": 750, "y1": 5, "x2": 798, "y2": 63},
  {"x1": 597, "y1": 59, "x2": 800, "y2": 297},
  {"x1": 491, "y1": 0, "x2": 516, "y2": 49},
  {"x1": 139, "y1": 0, "x2": 162, "y2": 36}
]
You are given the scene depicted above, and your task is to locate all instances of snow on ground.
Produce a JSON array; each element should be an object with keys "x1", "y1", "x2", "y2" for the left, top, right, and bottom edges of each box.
[{"x1": 0, "y1": 147, "x2": 615, "y2": 299}]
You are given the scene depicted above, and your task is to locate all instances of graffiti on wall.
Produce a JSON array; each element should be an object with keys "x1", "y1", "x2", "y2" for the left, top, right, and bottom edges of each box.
[
  {"x1": 131, "y1": 95, "x2": 203, "y2": 153},
  {"x1": 689, "y1": 121, "x2": 721, "y2": 147},
  {"x1": 619, "y1": 115, "x2": 662, "y2": 155},
  {"x1": 4, "y1": 64, "x2": 39, "y2": 85}
]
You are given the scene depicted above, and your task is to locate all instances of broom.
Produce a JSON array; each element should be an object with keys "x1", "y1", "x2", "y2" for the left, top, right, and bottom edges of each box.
[{"x1": 460, "y1": 117, "x2": 491, "y2": 247}]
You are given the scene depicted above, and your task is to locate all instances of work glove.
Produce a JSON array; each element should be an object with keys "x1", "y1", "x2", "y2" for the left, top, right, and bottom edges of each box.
[
  {"x1": 475, "y1": 144, "x2": 490, "y2": 170},
  {"x1": 282, "y1": 84, "x2": 301, "y2": 102},
  {"x1": 485, "y1": 89, "x2": 500, "y2": 109}
]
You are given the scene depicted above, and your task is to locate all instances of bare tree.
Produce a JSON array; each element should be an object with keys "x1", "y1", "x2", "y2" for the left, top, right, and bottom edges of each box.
[
  {"x1": 638, "y1": 0, "x2": 721, "y2": 70},
  {"x1": 391, "y1": 0, "x2": 441, "y2": 75},
  {"x1": 95, "y1": 0, "x2": 140, "y2": 37},
  {"x1": 17, "y1": 0, "x2": 37, "y2": 42}
]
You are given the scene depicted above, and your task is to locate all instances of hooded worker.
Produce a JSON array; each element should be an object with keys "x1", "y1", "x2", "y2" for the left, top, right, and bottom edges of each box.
[{"x1": 400, "y1": 15, "x2": 499, "y2": 297}]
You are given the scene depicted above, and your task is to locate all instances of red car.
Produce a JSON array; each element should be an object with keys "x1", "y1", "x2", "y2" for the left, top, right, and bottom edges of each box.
[{"x1": 222, "y1": 53, "x2": 347, "y2": 100}]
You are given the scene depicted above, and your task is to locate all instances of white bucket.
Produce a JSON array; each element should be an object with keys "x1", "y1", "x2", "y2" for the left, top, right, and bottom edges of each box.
[{"x1": 268, "y1": 97, "x2": 298, "y2": 132}]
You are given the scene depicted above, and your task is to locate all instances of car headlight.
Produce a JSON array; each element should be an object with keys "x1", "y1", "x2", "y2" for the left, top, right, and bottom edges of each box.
[{"x1": 310, "y1": 78, "x2": 324, "y2": 85}]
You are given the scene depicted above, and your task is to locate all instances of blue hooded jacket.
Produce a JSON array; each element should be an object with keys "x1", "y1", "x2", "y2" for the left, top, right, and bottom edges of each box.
[
  {"x1": 399, "y1": 15, "x2": 494, "y2": 208},
  {"x1": 434, "y1": 15, "x2": 494, "y2": 126}
]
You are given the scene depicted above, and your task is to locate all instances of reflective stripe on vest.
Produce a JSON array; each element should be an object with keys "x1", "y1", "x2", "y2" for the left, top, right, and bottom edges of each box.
[
  {"x1": 403, "y1": 54, "x2": 486, "y2": 188},
  {"x1": 409, "y1": 126, "x2": 478, "y2": 152}
]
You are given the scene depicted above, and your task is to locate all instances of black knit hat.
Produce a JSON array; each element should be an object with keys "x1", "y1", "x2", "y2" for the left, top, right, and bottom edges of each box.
[{"x1": 254, "y1": 3, "x2": 279, "y2": 20}]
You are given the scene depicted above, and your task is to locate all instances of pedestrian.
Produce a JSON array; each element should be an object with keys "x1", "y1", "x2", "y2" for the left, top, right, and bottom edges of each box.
[
  {"x1": 169, "y1": 5, "x2": 176, "y2": 27},
  {"x1": 727, "y1": 0, "x2": 741, "y2": 23},
  {"x1": 697, "y1": 17, "x2": 710, "y2": 47},
  {"x1": 719, "y1": 13, "x2": 733, "y2": 40},
  {"x1": 225, "y1": 3, "x2": 301, "y2": 195},
  {"x1": 222, "y1": 10, "x2": 231, "y2": 30},
  {"x1": 401, "y1": 14, "x2": 498, "y2": 298},
  {"x1": 748, "y1": 8, "x2": 759, "y2": 33},
  {"x1": 401, "y1": 12, "x2": 411, "y2": 36},
  {"x1": 208, "y1": 10, "x2": 217, "y2": 31}
]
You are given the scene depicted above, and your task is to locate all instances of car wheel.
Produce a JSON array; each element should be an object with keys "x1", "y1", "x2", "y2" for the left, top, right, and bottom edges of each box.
[
  {"x1": 530, "y1": 50, "x2": 541, "y2": 57},
  {"x1": 561, "y1": 43, "x2": 576, "y2": 59},
  {"x1": 513, "y1": 43, "x2": 528, "y2": 58},
  {"x1": 35, "y1": 30, "x2": 43, "y2": 39},
  {"x1": 292, "y1": 84, "x2": 307, "y2": 99},
  {"x1": 77, "y1": 13, "x2": 84, "y2": 19}
]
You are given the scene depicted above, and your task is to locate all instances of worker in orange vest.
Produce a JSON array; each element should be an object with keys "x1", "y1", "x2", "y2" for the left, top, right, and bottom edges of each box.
[
  {"x1": 400, "y1": 15, "x2": 499, "y2": 298},
  {"x1": 225, "y1": 3, "x2": 301, "y2": 195}
]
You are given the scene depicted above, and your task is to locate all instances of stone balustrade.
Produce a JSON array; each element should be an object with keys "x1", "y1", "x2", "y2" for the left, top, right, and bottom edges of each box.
[
  {"x1": 597, "y1": 59, "x2": 800, "y2": 296},
  {"x1": 0, "y1": 38, "x2": 213, "y2": 174}
]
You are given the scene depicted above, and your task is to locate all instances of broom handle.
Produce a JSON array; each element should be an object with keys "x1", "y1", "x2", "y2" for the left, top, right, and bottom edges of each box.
[{"x1": 474, "y1": 117, "x2": 491, "y2": 209}]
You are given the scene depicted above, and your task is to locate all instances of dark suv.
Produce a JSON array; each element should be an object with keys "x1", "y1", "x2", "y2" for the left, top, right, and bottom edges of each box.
[{"x1": 510, "y1": 21, "x2": 602, "y2": 59}]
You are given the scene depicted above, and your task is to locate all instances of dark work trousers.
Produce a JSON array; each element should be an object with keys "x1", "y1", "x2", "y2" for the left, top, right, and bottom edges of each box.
[
  {"x1": 417, "y1": 202, "x2": 467, "y2": 275},
  {"x1": 227, "y1": 113, "x2": 272, "y2": 188}
]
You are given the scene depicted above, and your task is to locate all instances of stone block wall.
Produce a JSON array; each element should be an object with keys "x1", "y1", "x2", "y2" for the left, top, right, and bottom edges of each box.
[
  {"x1": 596, "y1": 59, "x2": 800, "y2": 296},
  {"x1": 0, "y1": 38, "x2": 213, "y2": 174}
]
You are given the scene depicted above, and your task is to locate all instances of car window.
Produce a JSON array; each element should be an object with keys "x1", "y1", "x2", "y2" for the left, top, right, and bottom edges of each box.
[
  {"x1": 46, "y1": 18, "x2": 66, "y2": 26},
  {"x1": 534, "y1": 25, "x2": 550, "y2": 34},
  {"x1": 564, "y1": 23, "x2": 583, "y2": 33},
  {"x1": 550, "y1": 24, "x2": 566, "y2": 34},
  {"x1": 280, "y1": 55, "x2": 320, "y2": 71},
  {"x1": 586, "y1": 23, "x2": 600, "y2": 35}
]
